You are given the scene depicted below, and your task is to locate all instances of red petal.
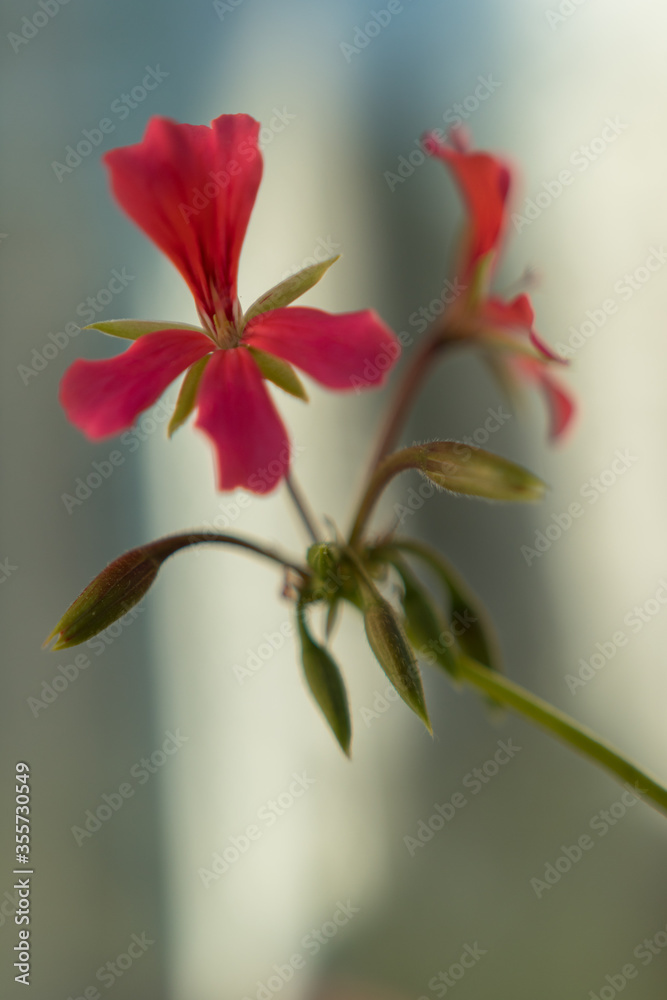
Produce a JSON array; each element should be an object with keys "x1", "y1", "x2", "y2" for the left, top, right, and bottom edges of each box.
[
  {"x1": 514, "y1": 357, "x2": 576, "y2": 442},
  {"x1": 424, "y1": 131, "x2": 511, "y2": 277},
  {"x1": 243, "y1": 307, "x2": 399, "y2": 389},
  {"x1": 480, "y1": 294, "x2": 565, "y2": 363},
  {"x1": 60, "y1": 330, "x2": 213, "y2": 439},
  {"x1": 539, "y1": 369, "x2": 576, "y2": 441},
  {"x1": 104, "y1": 114, "x2": 262, "y2": 324},
  {"x1": 194, "y1": 348, "x2": 290, "y2": 494}
]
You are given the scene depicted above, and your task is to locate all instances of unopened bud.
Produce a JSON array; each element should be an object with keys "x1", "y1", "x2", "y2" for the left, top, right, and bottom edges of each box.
[
  {"x1": 44, "y1": 537, "x2": 187, "y2": 650},
  {"x1": 418, "y1": 441, "x2": 545, "y2": 502},
  {"x1": 363, "y1": 594, "x2": 431, "y2": 732},
  {"x1": 298, "y1": 608, "x2": 351, "y2": 756}
]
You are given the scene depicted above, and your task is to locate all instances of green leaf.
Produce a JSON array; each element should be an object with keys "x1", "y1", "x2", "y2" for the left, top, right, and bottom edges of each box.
[
  {"x1": 389, "y1": 556, "x2": 458, "y2": 677},
  {"x1": 84, "y1": 319, "x2": 208, "y2": 341},
  {"x1": 381, "y1": 539, "x2": 502, "y2": 674},
  {"x1": 356, "y1": 568, "x2": 431, "y2": 733},
  {"x1": 297, "y1": 604, "x2": 351, "y2": 756},
  {"x1": 247, "y1": 346, "x2": 308, "y2": 400},
  {"x1": 168, "y1": 355, "x2": 212, "y2": 437},
  {"x1": 242, "y1": 256, "x2": 340, "y2": 327},
  {"x1": 418, "y1": 441, "x2": 546, "y2": 502}
]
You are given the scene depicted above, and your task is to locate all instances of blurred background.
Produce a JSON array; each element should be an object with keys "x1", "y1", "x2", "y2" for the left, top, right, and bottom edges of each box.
[{"x1": 2, "y1": 0, "x2": 667, "y2": 997}]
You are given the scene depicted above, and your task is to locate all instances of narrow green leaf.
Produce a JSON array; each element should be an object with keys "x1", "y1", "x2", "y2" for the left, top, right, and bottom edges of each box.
[
  {"x1": 168, "y1": 355, "x2": 212, "y2": 437},
  {"x1": 242, "y1": 256, "x2": 340, "y2": 326},
  {"x1": 247, "y1": 346, "x2": 308, "y2": 400},
  {"x1": 297, "y1": 605, "x2": 351, "y2": 756},
  {"x1": 84, "y1": 319, "x2": 208, "y2": 341},
  {"x1": 381, "y1": 539, "x2": 502, "y2": 674},
  {"x1": 389, "y1": 556, "x2": 458, "y2": 677}
]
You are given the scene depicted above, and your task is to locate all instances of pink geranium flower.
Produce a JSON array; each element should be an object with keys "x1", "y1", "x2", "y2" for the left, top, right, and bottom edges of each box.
[
  {"x1": 60, "y1": 113, "x2": 399, "y2": 493},
  {"x1": 424, "y1": 127, "x2": 575, "y2": 441}
]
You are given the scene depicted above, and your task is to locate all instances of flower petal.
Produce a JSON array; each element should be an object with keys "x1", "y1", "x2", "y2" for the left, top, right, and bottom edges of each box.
[
  {"x1": 479, "y1": 293, "x2": 566, "y2": 363},
  {"x1": 424, "y1": 130, "x2": 511, "y2": 278},
  {"x1": 194, "y1": 348, "x2": 290, "y2": 494},
  {"x1": 243, "y1": 307, "x2": 399, "y2": 389},
  {"x1": 60, "y1": 330, "x2": 213, "y2": 439},
  {"x1": 513, "y1": 357, "x2": 576, "y2": 442},
  {"x1": 104, "y1": 114, "x2": 262, "y2": 323}
]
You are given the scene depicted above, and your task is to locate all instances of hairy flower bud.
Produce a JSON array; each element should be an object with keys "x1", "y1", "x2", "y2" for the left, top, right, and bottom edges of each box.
[
  {"x1": 418, "y1": 441, "x2": 545, "y2": 502},
  {"x1": 44, "y1": 537, "x2": 190, "y2": 650}
]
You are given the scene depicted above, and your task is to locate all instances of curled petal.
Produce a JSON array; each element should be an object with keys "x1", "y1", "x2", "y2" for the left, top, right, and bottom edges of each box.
[
  {"x1": 479, "y1": 293, "x2": 565, "y2": 363},
  {"x1": 104, "y1": 114, "x2": 262, "y2": 323},
  {"x1": 60, "y1": 330, "x2": 213, "y2": 439},
  {"x1": 424, "y1": 130, "x2": 511, "y2": 278},
  {"x1": 243, "y1": 307, "x2": 399, "y2": 389},
  {"x1": 194, "y1": 348, "x2": 290, "y2": 494},
  {"x1": 514, "y1": 357, "x2": 576, "y2": 442}
]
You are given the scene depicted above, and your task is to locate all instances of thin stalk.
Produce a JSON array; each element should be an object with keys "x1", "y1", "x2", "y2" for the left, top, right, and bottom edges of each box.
[
  {"x1": 285, "y1": 473, "x2": 322, "y2": 543},
  {"x1": 175, "y1": 531, "x2": 308, "y2": 578},
  {"x1": 456, "y1": 655, "x2": 667, "y2": 817},
  {"x1": 348, "y1": 448, "x2": 421, "y2": 549}
]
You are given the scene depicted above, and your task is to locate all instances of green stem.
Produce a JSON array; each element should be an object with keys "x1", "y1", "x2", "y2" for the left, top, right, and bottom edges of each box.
[
  {"x1": 457, "y1": 654, "x2": 667, "y2": 817},
  {"x1": 284, "y1": 473, "x2": 322, "y2": 543},
  {"x1": 348, "y1": 448, "x2": 422, "y2": 549}
]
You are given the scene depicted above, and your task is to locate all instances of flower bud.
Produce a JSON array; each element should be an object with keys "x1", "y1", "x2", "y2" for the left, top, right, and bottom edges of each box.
[
  {"x1": 394, "y1": 560, "x2": 458, "y2": 677},
  {"x1": 418, "y1": 441, "x2": 545, "y2": 502},
  {"x1": 298, "y1": 608, "x2": 351, "y2": 756},
  {"x1": 44, "y1": 537, "x2": 187, "y2": 650},
  {"x1": 363, "y1": 593, "x2": 431, "y2": 732}
]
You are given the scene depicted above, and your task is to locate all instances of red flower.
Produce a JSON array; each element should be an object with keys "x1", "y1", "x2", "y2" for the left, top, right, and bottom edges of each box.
[
  {"x1": 424, "y1": 127, "x2": 575, "y2": 441},
  {"x1": 60, "y1": 114, "x2": 399, "y2": 493}
]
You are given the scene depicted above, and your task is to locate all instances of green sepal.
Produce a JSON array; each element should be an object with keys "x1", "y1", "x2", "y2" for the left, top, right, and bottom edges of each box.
[
  {"x1": 168, "y1": 355, "x2": 212, "y2": 437},
  {"x1": 242, "y1": 256, "x2": 340, "y2": 327},
  {"x1": 297, "y1": 602, "x2": 351, "y2": 756},
  {"x1": 389, "y1": 555, "x2": 458, "y2": 677},
  {"x1": 379, "y1": 539, "x2": 502, "y2": 675},
  {"x1": 351, "y1": 560, "x2": 431, "y2": 733},
  {"x1": 84, "y1": 319, "x2": 208, "y2": 341},
  {"x1": 248, "y1": 346, "x2": 308, "y2": 400}
]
